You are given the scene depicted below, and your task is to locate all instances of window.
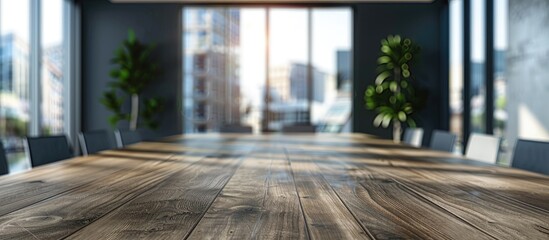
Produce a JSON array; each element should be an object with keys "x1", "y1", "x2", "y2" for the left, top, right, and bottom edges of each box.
[
  {"x1": 493, "y1": 0, "x2": 509, "y2": 163},
  {"x1": 182, "y1": 7, "x2": 352, "y2": 133},
  {"x1": 268, "y1": 9, "x2": 309, "y2": 131},
  {"x1": 0, "y1": 0, "x2": 31, "y2": 172},
  {"x1": 311, "y1": 9, "x2": 352, "y2": 133},
  {"x1": 450, "y1": 0, "x2": 517, "y2": 164},
  {"x1": 0, "y1": 0, "x2": 73, "y2": 173},
  {"x1": 470, "y1": 0, "x2": 487, "y2": 134},
  {"x1": 449, "y1": 0, "x2": 464, "y2": 152},
  {"x1": 41, "y1": 0, "x2": 65, "y2": 135}
]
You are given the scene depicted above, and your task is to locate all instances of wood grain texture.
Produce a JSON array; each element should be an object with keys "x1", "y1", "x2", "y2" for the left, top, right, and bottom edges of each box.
[
  {"x1": 66, "y1": 152, "x2": 245, "y2": 239},
  {"x1": 0, "y1": 134, "x2": 548, "y2": 240},
  {"x1": 0, "y1": 157, "x2": 146, "y2": 216},
  {"x1": 188, "y1": 147, "x2": 308, "y2": 239},
  {"x1": 286, "y1": 149, "x2": 371, "y2": 239}
]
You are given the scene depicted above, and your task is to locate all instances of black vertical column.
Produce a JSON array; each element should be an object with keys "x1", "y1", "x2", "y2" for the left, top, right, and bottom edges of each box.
[
  {"x1": 485, "y1": 0, "x2": 495, "y2": 135},
  {"x1": 263, "y1": 8, "x2": 271, "y2": 132},
  {"x1": 440, "y1": 0, "x2": 450, "y2": 132},
  {"x1": 307, "y1": 9, "x2": 313, "y2": 125},
  {"x1": 463, "y1": 0, "x2": 471, "y2": 150}
]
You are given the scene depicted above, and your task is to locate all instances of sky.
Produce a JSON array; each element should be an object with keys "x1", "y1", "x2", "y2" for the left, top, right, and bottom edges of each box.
[
  {"x1": 1, "y1": 0, "x2": 63, "y2": 47},
  {"x1": 456, "y1": 0, "x2": 509, "y2": 62},
  {"x1": 471, "y1": 0, "x2": 486, "y2": 62},
  {"x1": 451, "y1": 0, "x2": 508, "y2": 64}
]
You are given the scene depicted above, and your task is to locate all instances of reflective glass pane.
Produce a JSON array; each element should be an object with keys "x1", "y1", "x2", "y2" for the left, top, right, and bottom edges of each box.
[
  {"x1": 494, "y1": 0, "x2": 508, "y2": 164},
  {"x1": 266, "y1": 8, "x2": 308, "y2": 132},
  {"x1": 470, "y1": 0, "x2": 486, "y2": 133},
  {"x1": 41, "y1": 0, "x2": 65, "y2": 135},
  {"x1": 183, "y1": 8, "x2": 266, "y2": 133},
  {"x1": 0, "y1": 0, "x2": 31, "y2": 173},
  {"x1": 311, "y1": 8, "x2": 352, "y2": 133},
  {"x1": 450, "y1": 0, "x2": 464, "y2": 151}
]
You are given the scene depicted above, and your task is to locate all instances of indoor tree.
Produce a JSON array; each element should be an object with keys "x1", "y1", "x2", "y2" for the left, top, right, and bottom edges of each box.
[
  {"x1": 364, "y1": 35, "x2": 422, "y2": 143},
  {"x1": 101, "y1": 29, "x2": 163, "y2": 130}
]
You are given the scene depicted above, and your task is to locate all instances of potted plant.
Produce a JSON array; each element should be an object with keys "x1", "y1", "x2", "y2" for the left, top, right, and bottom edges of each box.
[
  {"x1": 101, "y1": 29, "x2": 163, "y2": 130},
  {"x1": 364, "y1": 35, "x2": 423, "y2": 143}
]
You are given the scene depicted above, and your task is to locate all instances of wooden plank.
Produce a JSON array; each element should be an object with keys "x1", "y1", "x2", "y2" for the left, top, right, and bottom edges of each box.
[
  {"x1": 0, "y1": 133, "x2": 548, "y2": 239},
  {"x1": 388, "y1": 159, "x2": 549, "y2": 211},
  {"x1": 326, "y1": 138, "x2": 549, "y2": 240},
  {"x1": 286, "y1": 149, "x2": 371, "y2": 239},
  {"x1": 310, "y1": 153, "x2": 494, "y2": 240},
  {"x1": 367, "y1": 160, "x2": 549, "y2": 239},
  {"x1": 0, "y1": 140, "x2": 181, "y2": 188},
  {"x1": 0, "y1": 151, "x2": 203, "y2": 239},
  {"x1": 0, "y1": 156, "x2": 151, "y2": 216},
  {"x1": 0, "y1": 141, "x2": 193, "y2": 217},
  {"x1": 311, "y1": 156, "x2": 422, "y2": 239},
  {"x1": 0, "y1": 156, "x2": 101, "y2": 186},
  {"x1": 188, "y1": 148, "x2": 308, "y2": 239},
  {"x1": 64, "y1": 150, "x2": 246, "y2": 239}
]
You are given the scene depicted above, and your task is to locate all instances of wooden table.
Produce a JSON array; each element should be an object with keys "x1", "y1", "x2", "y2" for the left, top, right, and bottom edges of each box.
[{"x1": 0, "y1": 134, "x2": 548, "y2": 239}]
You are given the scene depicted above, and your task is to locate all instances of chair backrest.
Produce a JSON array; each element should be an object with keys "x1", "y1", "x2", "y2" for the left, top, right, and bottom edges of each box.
[
  {"x1": 115, "y1": 129, "x2": 142, "y2": 148},
  {"x1": 403, "y1": 128, "x2": 424, "y2": 147},
  {"x1": 219, "y1": 124, "x2": 253, "y2": 133},
  {"x1": 429, "y1": 130, "x2": 457, "y2": 153},
  {"x1": 0, "y1": 141, "x2": 8, "y2": 175},
  {"x1": 26, "y1": 135, "x2": 72, "y2": 167},
  {"x1": 282, "y1": 125, "x2": 316, "y2": 133},
  {"x1": 465, "y1": 133, "x2": 501, "y2": 164},
  {"x1": 79, "y1": 130, "x2": 115, "y2": 155},
  {"x1": 511, "y1": 139, "x2": 549, "y2": 175}
]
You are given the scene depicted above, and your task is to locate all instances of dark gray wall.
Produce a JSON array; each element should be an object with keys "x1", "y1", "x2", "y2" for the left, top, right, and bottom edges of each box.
[
  {"x1": 353, "y1": 1, "x2": 448, "y2": 146},
  {"x1": 81, "y1": 0, "x2": 181, "y2": 140},
  {"x1": 81, "y1": 0, "x2": 448, "y2": 143}
]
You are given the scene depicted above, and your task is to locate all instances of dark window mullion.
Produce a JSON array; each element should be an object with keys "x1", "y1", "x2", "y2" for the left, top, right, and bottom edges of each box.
[
  {"x1": 485, "y1": 0, "x2": 494, "y2": 135},
  {"x1": 462, "y1": 0, "x2": 471, "y2": 151},
  {"x1": 307, "y1": 8, "x2": 312, "y2": 125}
]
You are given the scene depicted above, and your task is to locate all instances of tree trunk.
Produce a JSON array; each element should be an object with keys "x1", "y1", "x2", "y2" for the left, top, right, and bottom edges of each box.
[
  {"x1": 393, "y1": 120, "x2": 402, "y2": 144},
  {"x1": 130, "y1": 94, "x2": 139, "y2": 130}
]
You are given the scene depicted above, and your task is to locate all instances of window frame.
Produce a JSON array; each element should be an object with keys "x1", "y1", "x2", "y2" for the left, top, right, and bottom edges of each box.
[
  {"x1": 0, "y1": 0, "x2": 80, "y2": 172},
  {"x1": 181, "y1": 5, "x2": 353, "y2": 133},
  {"x1": 451, "y1": 0, "x2": 500, "y2": 153}
]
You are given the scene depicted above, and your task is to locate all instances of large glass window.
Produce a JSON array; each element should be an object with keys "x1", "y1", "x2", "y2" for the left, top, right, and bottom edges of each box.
[
  {"x1": 267, "y1": 9, "x2": 309, "y2": 132},
  {"x1": 183, "y1": 8, "x2": 265, "y2": 133},
  {"x1": 493, "y1": 0, "x2": 509, "y2": 163},
  {"x1": 182, "y1": 7, "x2": 352, "y2": 133},
  {"x1": 0, "y1": 0, "x2": 31, "y2": 172},
  {"x1": 311, "y1": 9, "x2": 352, "y2": 133},
  {"x1": 0, "y1": 0, "x2": 72, "y2": 173},
  {"x1": 41, "y1": 0, "x2": 65, "y2": 135},
  {"x1": 470, "y1": 0, "x2": 487, "y2": 133},
  {"x1": 239, "y1": 9, "x2": 266, "y2": 133},
  {"x1": 450, "y1": 0, "x2": 464, "y2": 152}
]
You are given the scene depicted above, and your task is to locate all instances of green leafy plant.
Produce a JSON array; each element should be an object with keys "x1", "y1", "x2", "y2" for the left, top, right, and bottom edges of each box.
[
  {"x1": 101, "y1": 29, "x2": 163, "y2": 130},
  {"x1": 364, "y1": 35, "x2": 423, "y2": 143}
]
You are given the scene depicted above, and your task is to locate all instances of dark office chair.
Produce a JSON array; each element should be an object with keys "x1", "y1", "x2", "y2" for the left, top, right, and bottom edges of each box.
[
  {"x1": 115, "y1": 129, "x2": 142, "y2": 148},
  {"x1": 26, "y1": 135, "x2": 73, "y2": 167},
  {"x1": 219, "y1": 124, "x2": 253, "y2": 133},
  {"x1": 0, "y1": 141, "x2": 9, "y2": 175},
  {"x1": 429, "y1": 130, "x2": 457, "y2": 153},
  {"x1": 282, "y1": 125, "x2": 316, "y2": 133},
  {"x1": 511, "y1": 139, "x2": 549, "y2": 175},
  {"x1": 79, "y1": 130, "x2": 115, "y2": 155},
  {"x1": 403, "y1": 128, "x2": 424, "y2": 148}
]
